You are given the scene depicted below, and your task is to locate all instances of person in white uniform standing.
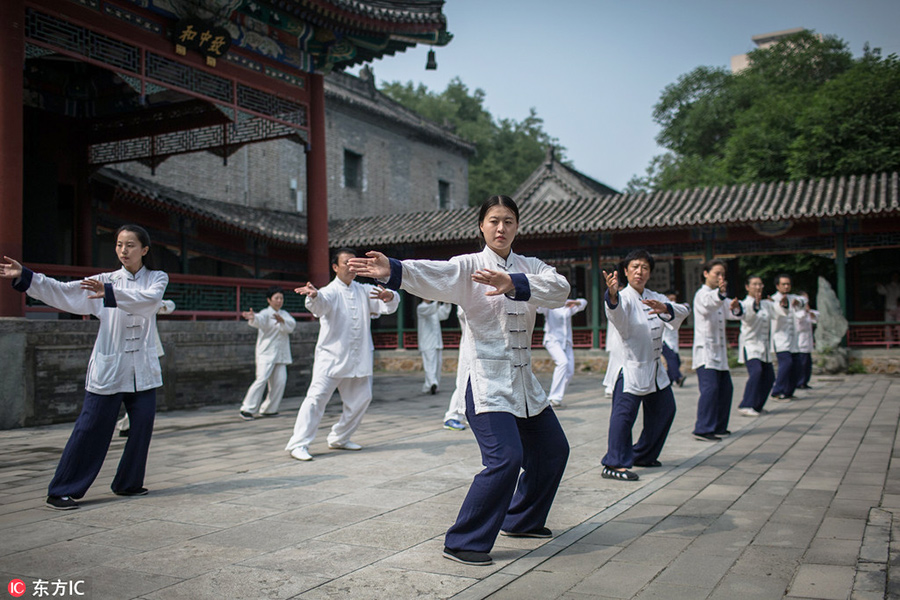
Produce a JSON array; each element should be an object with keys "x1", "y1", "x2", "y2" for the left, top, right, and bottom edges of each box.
[
  {"x1": 348, "y1": 195, "x2": 570, "y2": 567},
  {"x1": 285, "y1": 248, "x2": 399, "y2": 461},
  {"x1": 1, "y1": 225, "x2": 168, "y2": 510},
  {"x1": 691, "y1": 259, "x2": 742, "y2": 442},
  {"x1": 736, "y1": 275, "x2": 777, "y2": 416},
  {"x1": 770, "y1": 274, "x2": 806, "y2": 400},
  {"x1": 239, "y1": 286, "x2": 296, "y2": 420},
  {"x1": 601, "y1": 250, "x2": 690, "y2": 481},
  {"x1": 793, "y1": 291, "x2": 818, "y2": 390},
  {"x1": 876, "y1": 272, "x2": 900, "y2": 345},
  {"x1": 537, "y1": 297, "x2": 587, "y2": 408},
  {"x1": 417, "y1": 299, "x2": 452, "y2": 395}
]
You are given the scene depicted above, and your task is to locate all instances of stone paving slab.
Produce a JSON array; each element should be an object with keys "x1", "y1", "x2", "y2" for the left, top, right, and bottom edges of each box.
[{"x1": 0, "y1": 371, "x2": 897, "y2": 599}]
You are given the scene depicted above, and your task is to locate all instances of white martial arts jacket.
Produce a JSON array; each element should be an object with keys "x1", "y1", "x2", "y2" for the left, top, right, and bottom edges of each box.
[
  {"x1": 384, "y1": 246, "x2": 569, "y2": 417},
  {"x1": 794, "y1": 307, "x2": 818, "y2": 354},
  {"x1": 249, "y1": 306, "x2": 296, "y2": 365},
  {"x1": 738, "y1": 297, "x2": 775, "y2": 364},
  {"x1": 537, "y1": 298, "x2": 587, "y2": 348},
  {"x1": 605, "y1": 286, "x2": 690, "y2": 395},
  {"x1": 692, "y1": 285, "x2": 742, "y2": 372},
  {"x1": 661, "y1": 318, "x2": 680, "y2": 351},
  {"x1": 602, "y1": 322, "x2": 624, "y2": 393},
  {"x1": 15, "y1": 265, "x2": 168, "y2": 395},
  {"x1": 770, "y1": 292, "x2": 806, "y2": 353},
  {"x1": 416, "y1": 301, "x2": 452, "y2": 351},
  {"x1": 305, "y1": 277, "x2": 399, "y2": 378}
]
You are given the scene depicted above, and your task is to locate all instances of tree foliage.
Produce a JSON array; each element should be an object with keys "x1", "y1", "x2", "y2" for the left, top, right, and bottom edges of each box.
[
  {"x1": 380, "y1": 77, "x2": 564, "y2": 205},
  {"x1": 627, "y1": 31, "x2": 900, "y2": 193}
]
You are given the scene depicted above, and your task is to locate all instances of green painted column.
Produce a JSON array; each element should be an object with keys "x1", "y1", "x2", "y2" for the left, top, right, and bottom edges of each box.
[
  {"x1": 396, "y1": 291, "x2": 405, "y2": 349},
  {"x1": 591, "y1": 246, "x2": 601, "y2": 349},
  {"x1": 704, "y1": 236, "x2": 714, "y2": 262},
  {"x1": 835, "y1": 231, "x2": 847, "y2": 317}
]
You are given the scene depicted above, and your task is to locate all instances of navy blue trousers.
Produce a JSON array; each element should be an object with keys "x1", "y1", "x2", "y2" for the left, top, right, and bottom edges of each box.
[
  {"x1": 602, "y1": 375, "x2": 676, "y2": 469},
  {"x1": 739, "y1": 358, "x2": 775, "y2": 412},
  {"x1": 772, "y1": 352, "x2": 801, "y2": 397},
  {"x1": 444, "y1": 381, "x2": 569, "y2": 553},
  {"x1": 48, "y1": 389, "x2": 156, "y2": 498},
  {"x1": 796, "y1": 353, "x2": 812, "y2": 387},
  {"x1": 662, "y1": 343, "x2": 683, "y2": 384},
  {"x1": 693, "y1": 367, "x2": 733, "y2": 436}
]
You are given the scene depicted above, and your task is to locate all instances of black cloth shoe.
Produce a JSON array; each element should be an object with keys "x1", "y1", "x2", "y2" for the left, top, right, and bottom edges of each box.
[
  {"x1": 240, "y1": 411, "x2": 255, "y2": 420},
  {"x1": 715, "y1": 430, "x2": 731, "y2": 437},
  {"x1": 500, "y1": 527, "x2": 552, "y2": 538},
  {"x1": 430, "y1": 384, "x2": 437, "y2": 395},
  {"x1": 634, "y1": 460, "x2": 662, "y2": 467},
  {"x1": 693, "y1": 432, "x2": 722, "y2": 442},
  {"x1": 601, "y1": 467, "x2": 639, "y2": 481},
  {"x1": 442, "y1": 546, "x2": 493, "y2": 565},
  {"x1": 46, "y1": 495, "x2": 79, "y2": 510},
  {"x1": 118, "y1": 429, "x2": 130, "y2": 438},
  {"x1": 114, "y1": 487, "x2": 148, "y2": 496}
]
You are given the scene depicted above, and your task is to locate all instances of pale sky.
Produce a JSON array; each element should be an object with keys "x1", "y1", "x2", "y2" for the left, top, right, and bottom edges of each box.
[{"x1": 353, "y1": 0, "x2": 900, "y2": 192}]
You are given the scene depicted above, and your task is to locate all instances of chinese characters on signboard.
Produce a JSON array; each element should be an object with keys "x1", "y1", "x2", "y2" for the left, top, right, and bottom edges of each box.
[{"x1": 175, "y1": 19, "x2": 232, "y2": 67}]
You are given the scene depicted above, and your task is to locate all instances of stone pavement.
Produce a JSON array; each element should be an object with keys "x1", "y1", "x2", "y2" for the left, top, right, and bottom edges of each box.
[{"x1": 0, "y1": 371, "x2": 898, "y2": 600}]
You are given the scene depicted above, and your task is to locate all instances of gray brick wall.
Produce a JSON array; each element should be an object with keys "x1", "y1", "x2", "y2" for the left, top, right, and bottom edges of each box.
[
  {"x1": 0, "y1": 320, "x2": 318, "y2": 429},
  {"x1": 112, "y1": 93, "x2": 470, "y2": 221}
]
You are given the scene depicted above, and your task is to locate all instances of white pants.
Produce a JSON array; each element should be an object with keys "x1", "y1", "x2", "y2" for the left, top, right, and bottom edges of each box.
[
  {"x1": 545, "y1": 341, "x2": 575, "y2": 401},
  {"x1": 285, "y1": 374, "x2": 372, "y2": 450},
  {"x1": 240, "y1": 361, "x2": 288, "y2": 415},
  {"x1": 443, "y1": 385, "x2": 467, "y2": 423},
  {"x1": 421, "y1": 348, "x2": 443, "y2": 392}
]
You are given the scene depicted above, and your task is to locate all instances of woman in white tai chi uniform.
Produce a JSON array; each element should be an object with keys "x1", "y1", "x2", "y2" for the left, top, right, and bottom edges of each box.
[
  {"x1": 1, "y1": 225, "x2": 168, "y2": 510},
  {"x1": 417, "y1": 299, "x2": 452, "y2": 395},
  {"x1": 349, "y1": 195, "x2": 570, "y2": 567}
]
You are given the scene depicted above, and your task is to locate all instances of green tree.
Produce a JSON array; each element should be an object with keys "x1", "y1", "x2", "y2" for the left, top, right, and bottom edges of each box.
[
  {"x1": 627, "y1": 30, "x2": 899, "y2": 193},
  {"x1": 380, "y1": 77, "x2": 564, "y2": 205}
]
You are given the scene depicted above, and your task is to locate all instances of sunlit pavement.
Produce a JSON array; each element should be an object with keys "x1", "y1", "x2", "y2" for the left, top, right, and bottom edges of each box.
[{"x1": 0, "y1": 371, "x2": 897, "y2": 599}]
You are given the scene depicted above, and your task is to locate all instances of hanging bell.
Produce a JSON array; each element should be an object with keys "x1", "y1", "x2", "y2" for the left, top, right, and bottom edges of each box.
[{"x1": 425, "y1": 49, "x2": 437, "y2": 70}]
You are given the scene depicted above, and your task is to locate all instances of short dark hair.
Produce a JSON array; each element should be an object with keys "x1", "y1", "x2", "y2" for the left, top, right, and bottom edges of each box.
[
  {"x1": 775, "y1": 273, "x2": 792, "y2": 285},
  {"x1": 266, "y1": 286, "x2": 284, "y2": 300},
  {"x1": 703, "y1": 258, "x2": 726, "y2": 274},
  {"x1": 331, "y1": 247, "x2": 356, "y2": 266},
  {"x1": 623, "y1": 249, "x2": 655, "y2": 272}
]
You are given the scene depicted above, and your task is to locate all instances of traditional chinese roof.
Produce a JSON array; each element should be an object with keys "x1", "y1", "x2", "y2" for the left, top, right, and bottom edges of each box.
[
  {"x1": 325, "y1": 70, "x2": 476, "y2": 155},
  {"x1": 513, "y1": 149, "x2": 618, "y2": 201},
  {"x1": 138, "y1": 0, "x2": 451, "y2": 74},
  {"x1": 93, "y1": 168, "x2": 308, "y2": 245},
  {"x1": 328, "y1": 171, "x2": 900, "y2": 248}
]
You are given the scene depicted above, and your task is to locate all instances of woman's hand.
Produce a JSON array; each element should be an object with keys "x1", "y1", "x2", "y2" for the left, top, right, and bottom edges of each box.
[
  {"x1": 472, "y1": 269, "x2": 513, "y2": 296},
  {"x1": 642, "y1": 298, "x2": 668, "y2": 315},
  {"x1": 80, "y1": 278, "x2": 105, "y2": 299},
  {"x1": 0, "y1": 256, "x2": 23, "y2": 279},
  {"x1": 241, "y1": 309, "x2": 255, "y2": 321},
  {"x1": 348, "y1": 251, "x2": 390, "y2": 280},
  {"x1": 370, "y1": 285, "x2": 394, "y2": 302},
  {"x1": 294, "y1": 282, "x2": 318, "y2": 298},
  {"x1": 602, "y1": 269, "x2": 620, "y2": 301}
]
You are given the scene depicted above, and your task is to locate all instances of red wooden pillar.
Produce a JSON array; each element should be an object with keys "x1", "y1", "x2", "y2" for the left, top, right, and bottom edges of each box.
[
  {"x1": 0, "y1": 0, "x2": 24, "y2": 317},
  {"x1": 305, "y1": 72, "x2": 329, "y2": 286}
]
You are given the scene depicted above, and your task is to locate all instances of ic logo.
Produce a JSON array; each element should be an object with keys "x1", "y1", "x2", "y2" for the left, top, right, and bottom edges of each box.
[{"x1": 7, "y1": 579, "x2": 26, "y2": 597}]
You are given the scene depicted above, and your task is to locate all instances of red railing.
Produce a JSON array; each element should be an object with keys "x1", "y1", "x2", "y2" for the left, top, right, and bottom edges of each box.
[{"x1": 19, "y1": 263, "x2": 315, "y2": 321}]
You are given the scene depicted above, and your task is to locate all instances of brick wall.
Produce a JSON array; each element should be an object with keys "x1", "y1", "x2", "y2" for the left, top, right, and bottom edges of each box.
[{"x1": 0, "y1": 319, "x2": 317, "y2": 429}]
